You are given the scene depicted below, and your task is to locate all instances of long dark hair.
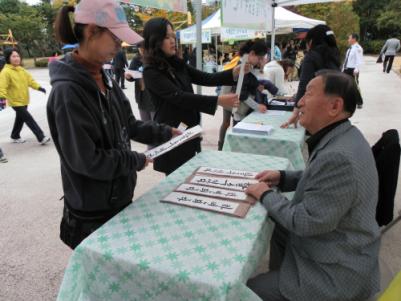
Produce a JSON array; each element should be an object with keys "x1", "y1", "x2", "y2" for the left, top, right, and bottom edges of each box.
[
  {"x1": 239, "y1": 39, "x2": 268, "y2": 56},
  {"x1": 305, "y1": 24, "x2": 340, "y2": 68},
  {"x1": 143, "y1": 17, "x2": 179, "y2": 70}
]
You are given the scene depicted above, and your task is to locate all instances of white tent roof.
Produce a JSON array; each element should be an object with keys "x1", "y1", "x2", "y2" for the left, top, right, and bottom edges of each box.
[
  {"x1": 274, "y1": 6, "x2": 325, "y2": 29},
  {"x1": 276, "y1": 0, "x2": 344, "y2": 5},
  {"x1": 179, "y1": 7, "x2": 325, "y2": 36}
]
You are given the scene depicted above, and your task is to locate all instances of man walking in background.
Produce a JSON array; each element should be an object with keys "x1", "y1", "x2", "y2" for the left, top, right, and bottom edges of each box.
[
  {"x1": 113, "y1": 49, "x2": 128, "y2": 89},
  {"x1": 343, "y1": 33, "x2": 364, "y2": 108},
  {"x1": 381, "y1": 38, "x2": 401, "y2": 73}
]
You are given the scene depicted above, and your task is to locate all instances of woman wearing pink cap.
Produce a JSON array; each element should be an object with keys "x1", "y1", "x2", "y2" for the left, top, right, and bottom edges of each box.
[{"x1": 48, "y1": 0, "x2": 180, "y2": 249}]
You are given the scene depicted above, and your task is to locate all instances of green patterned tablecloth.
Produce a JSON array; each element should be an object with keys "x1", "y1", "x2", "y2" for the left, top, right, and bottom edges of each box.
[
  {"x1": 223, "y1": 111, "x2": 306, "y2": 170},
  {"x1": 57, "y1": 151, "x2": 292, "y2": 301}
]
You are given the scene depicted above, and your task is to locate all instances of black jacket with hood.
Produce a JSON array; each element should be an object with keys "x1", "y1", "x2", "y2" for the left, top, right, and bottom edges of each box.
[{"x1": 47, "y1": 53, "x2": 172, "y2": 214}]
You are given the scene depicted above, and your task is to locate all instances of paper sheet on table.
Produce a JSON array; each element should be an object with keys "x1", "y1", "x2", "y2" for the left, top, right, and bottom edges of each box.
[
  {"x1": 145, "y1": 125, "x2": 202, "y2": 159},
  {"x1": 125, "y1": 70, "x2": 143, "y2": 79},
  {"x1": 233, "y1": 122, "x2": 274, "y2": 135},
  {"x1": 252, "y1": 110, "x2": 286, "y2": 117}
]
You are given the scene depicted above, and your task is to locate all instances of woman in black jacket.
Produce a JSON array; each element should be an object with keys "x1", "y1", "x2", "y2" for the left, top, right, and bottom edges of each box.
[
  {"x1": 282, "y1": 25, "x2": 341, "y2": 128},
  {"x1": 48, "y1": 1, "x2": 180, "y2": 249},
  {"x1": 143, "y1": 17, "x2": 243, "y2": 175},
  {"x1": 126, "y1": 42, "x2": 155, "y2": 122}
]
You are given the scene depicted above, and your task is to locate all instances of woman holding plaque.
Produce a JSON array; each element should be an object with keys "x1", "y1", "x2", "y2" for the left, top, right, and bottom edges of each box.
[
  {"x1": 143, "y1": 17, "x2": 245, "y2": 175},
  {"x1": 48, "y1": 0, "x2": 180, "y2": 249}
]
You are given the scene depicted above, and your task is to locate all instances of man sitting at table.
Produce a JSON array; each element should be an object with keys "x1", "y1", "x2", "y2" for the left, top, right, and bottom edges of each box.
[{"x1": 245, "y1": 70, "x2": 380, "y2": 301}]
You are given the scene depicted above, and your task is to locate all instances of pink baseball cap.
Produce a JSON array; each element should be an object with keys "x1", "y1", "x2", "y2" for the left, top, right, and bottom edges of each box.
[{"x1": 74, "y1": 0, "x2": 143, "y2": 45}]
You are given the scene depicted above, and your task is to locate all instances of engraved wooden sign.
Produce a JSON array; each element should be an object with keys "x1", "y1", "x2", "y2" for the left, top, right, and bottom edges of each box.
[
  {"x1": 145, "y1": 125, "x2": 202, "y2": 160},
  {"x1": 174, "y1": 183, "x2": 256, "y2": 204},
  {"x1": 187, "y1": 175, "x2": 259, "y2": 192},
  {"x1": 196, "y1": 167, "x2": 258, "y2": 179},
  {"x1": 161, "y1": 192, "x2": 251, "y2": 218}
]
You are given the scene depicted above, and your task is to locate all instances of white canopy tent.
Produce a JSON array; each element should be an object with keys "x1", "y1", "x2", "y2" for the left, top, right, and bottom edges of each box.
[
  {"x1": 178, "y1": 7, "x2": 325, "y2": 44},
  {"x1": 269, "y1": 0, "x2": 347, "y2": 58}
]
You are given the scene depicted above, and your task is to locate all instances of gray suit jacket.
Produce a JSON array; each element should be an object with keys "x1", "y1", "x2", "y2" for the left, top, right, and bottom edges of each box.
[
  {"x1": 262, "y1": 121, "x2": 380, "y2": 301},
  {"x1": 381, "y1": 38, "x2": 401, "y2": 56}
]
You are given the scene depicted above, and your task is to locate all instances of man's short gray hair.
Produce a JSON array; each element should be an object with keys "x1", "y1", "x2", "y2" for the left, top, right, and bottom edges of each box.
[{"x1": 315, "y1": 70, "x2": 362, "y2": 115}]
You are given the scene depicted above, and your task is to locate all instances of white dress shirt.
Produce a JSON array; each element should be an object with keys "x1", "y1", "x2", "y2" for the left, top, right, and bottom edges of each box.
[{"x1": 343, "y1": 43, "x2": 364, "y2": 73}]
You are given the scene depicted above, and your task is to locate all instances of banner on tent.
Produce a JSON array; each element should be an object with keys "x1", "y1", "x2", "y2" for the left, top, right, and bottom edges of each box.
[
  {"x1": 180, "y1": 30, "x2": 212, "y2": 44},
  {"x1": 221, "y1": 28, "x2": 265, "y2": 42},
  {"x1": 221, "y1": 0, "x2": 273, "y2": 31},
  {"x1": 121, "y1": 0, "x2": 187, "y2": 13}
]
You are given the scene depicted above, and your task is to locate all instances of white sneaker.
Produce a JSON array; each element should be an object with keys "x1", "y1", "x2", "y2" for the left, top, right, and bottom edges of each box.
[
  {"x1": 11, "y1": 138, "x2": 26, "y2": 143},
  {"x1": 40, "y1": 136, "x2": 51, "y2": 145},
  {"x1": 0, "y1": 154, "x2": 8, "y2": 163}
]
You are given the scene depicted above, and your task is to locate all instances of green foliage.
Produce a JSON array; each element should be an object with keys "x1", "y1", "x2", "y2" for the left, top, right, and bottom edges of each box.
[
  {"x1": 377, "y1": 0, "x2": 401, "y2": 37},
  {"x1": 0, "y1": 3, "x2": 46, "y2": 57},
  {"x1": 353, "y1": 0, "x2": 396, "y2": 40},
  {"x1": 0, "y1": 0, "x2": 21, "y2": 14},
  {"x1": 361, "y1": 40, "x2": 386, "y2": 54},
  {"x1": 296, "y1": 2, "x2": 360, "y2": 58}
]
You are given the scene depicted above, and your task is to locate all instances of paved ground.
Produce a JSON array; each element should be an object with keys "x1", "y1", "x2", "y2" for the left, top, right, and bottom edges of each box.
[{"x1": 0, "y1": 56, "x2": 400, "y2": 300}]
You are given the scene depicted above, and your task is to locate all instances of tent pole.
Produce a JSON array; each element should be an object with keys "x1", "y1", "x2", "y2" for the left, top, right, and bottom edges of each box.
[
  {"x1": 270, "y1": 0, "x2": 277, "y2": 61},
  {"x1": 195, "y1": 0, "x2": 202, "y2": 94},
  {"x1": 215, "y1": 36, "x2": 218, "y2": 70}
]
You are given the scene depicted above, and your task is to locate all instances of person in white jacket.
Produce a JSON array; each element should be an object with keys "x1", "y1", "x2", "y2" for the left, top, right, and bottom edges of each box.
[{"x1": 262, "y1": 59, "x2": 295, "y2": 99}]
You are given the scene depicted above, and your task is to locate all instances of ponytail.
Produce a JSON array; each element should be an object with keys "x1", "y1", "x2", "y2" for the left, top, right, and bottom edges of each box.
[{"x1": 54, "y1": 6, "x2": 85, "y2": 44}]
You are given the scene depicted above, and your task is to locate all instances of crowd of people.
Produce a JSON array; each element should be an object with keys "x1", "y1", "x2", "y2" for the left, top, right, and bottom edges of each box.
[{"x1": 0, "y1": 0, "x2": 399, "y2": 300}]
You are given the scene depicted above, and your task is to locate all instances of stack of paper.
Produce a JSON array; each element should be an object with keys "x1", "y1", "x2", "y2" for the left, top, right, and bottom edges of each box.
[{"x1": 233, "y1": 122, "x2": 274, "y2": 136}]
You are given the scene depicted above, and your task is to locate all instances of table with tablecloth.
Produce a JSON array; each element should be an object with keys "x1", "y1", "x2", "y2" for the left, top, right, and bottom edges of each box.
[
  {"x1": 223, "y1": 111, "x2": 306, "y2": 170},
  {"x1": 57, "y1": 150, "x2": 292, "y2": 301}
]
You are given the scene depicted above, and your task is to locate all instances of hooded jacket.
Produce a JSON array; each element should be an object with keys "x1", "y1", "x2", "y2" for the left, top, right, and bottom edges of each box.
[
  {"x1": 0, "y1": 64, "x2": 41, "y2": 106},
  {"x1": 47, "y1": 54, "x2": 172, "y2": 213}
]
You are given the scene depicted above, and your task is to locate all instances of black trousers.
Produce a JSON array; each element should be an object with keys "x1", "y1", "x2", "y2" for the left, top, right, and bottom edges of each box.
[
  {"x1": 11, "y1": 106, "x2": 44, "y2": 141},
  {"x1": 343, "y1": 68, "x2": 363, "y2": 105},
  {"x1": 114, "y1": 68, "x2": 125, "y2": 88},
  {"x1": 60, "y1": 203, "x2": 129, "y2": 249},
  {"x1": 247, "y1": 223, "x2": 290, "y2": 301},
  {"x1": 383, "y1": 55, "x2": 395, "y2": 73}
]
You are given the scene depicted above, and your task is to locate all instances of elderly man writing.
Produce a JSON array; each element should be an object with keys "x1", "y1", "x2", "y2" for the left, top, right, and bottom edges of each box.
[{"x1": 246, "y1": 70, "x2": 380, "y2": 301}]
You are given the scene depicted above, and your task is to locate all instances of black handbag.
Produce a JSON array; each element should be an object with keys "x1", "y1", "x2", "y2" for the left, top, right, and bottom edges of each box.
[
  {"x1": 267, "y1": 98, "x2": 295, "y2": 112},
  {"x1": 376, "y1": 54, "x2": 383, "y2": 63}
]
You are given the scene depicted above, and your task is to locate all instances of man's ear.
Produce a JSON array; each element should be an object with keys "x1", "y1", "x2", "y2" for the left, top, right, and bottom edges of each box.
[{"x1": 328, "y1": 96, "x2": 344, "y2": 117}]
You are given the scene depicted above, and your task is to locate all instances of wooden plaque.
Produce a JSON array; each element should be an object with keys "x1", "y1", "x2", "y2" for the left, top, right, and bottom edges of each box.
[
  {"x1": 186, "y1": 174, "x2": 259, "y2": 192},
  {"x1": 195, "y1": 167, "x2": 258, "y2": 179},
  {"x1": 161, "y1": 192, "x2": 251, "y2": 218},
  {"x1": 174, "y1": 183, "x2": 257, "y2": 204}
]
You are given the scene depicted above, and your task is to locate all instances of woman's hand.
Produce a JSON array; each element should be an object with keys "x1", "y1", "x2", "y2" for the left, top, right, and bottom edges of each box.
[
  {"x1": 281, "y1": 108, "x2": 299, "y2": 128},
  {"x1": 217, "y1": 93, "x2": 240, "y2": 108},
  {"x1": 258, "y1": 104, "x2": 267, "y2": 113},
  {"x1": 171, "y1": 128, "x2": 182, "y2": 137},
  {"x1": 232, "y1": 63, "x2": 251, "y2": 79}
]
